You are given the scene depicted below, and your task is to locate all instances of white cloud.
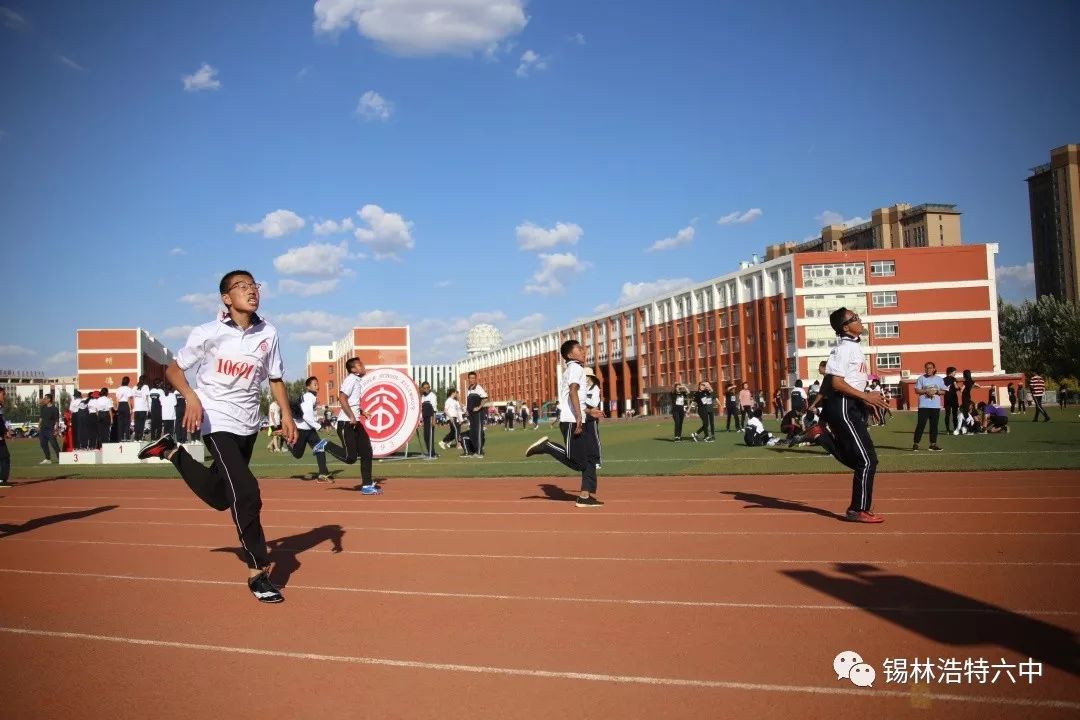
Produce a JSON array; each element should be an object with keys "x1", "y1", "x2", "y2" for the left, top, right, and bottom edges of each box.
[
  {"x1": 717, "y1": 208, "x2": 762, "y2": 225},
  {"x1": 356, "y1": 90, "x2": 392, "y2": 121},
  {"x1": 274, "y1": 309, "x2": 404, "y2": 342},
  {"x1": 0, "y1": 344, "x2": 35, "y2": 357},
  {"x1": 179, "y1": 292, "x2": 222, "y2": 314},
  {"x1": 647, "y1": 225, "x2": 695, "y2": 252},
  {"x1": 515, "y1": 221, "x2": 583, "y2": 251},
  {"x1": 815, "y1": 210, "x2": 868, "y2": 228},
  {"x1": 57, "y1": 55, "x2": 87, "y2": 72},
  {"x1": 997, "y1": 262, "x2": 1035, "y2": 284},
  {"x1": 613, "y1": 277, "x2": 696, "y2": 307},
  {"x1": 313, "y1": 217, "x2": 355, "y2": 235},
  {"x1": 43, "y1": 350, "x2": 75, "y2": 367},
  {"x1": 354, "y1": 204, "x2": 415, "y2": 260},
  {"x1": 182, "y1": 63, "x2": 221, "y2": 92},
  {"x1": 515, "y1": 49, "x2": 546, "y2": 78},
  {"x1": 410, "y1": 310, "x2": 545, "y2": 363},
  {"x1": 168, "y1": 247, "x2": 186, "y2": 256},
  {"x1": 160, "y1": 325, "x2": 194, "y2": 340},
  {"x1": 235, "y1": 209, "x2": 305, "y2": 238},
  {"x1": 435, "y1": 280, "x2": 452, "y2": 288},
  {"x1": 0, "y1": 7, "x2": 27, "y2": 31},
  {"x1": 290, "y1": 330, "x2": 336, "y2": 343},
  {"x1": 273, "y1": 241, "x2": 351, "y2": 276},
  {"x1": 279, "y1": 278, "x2": 341, "y2": 296},
  {"x1": 483, "y1": 39, "x2": 516, "y2": 61},
  {"x1": 569, "y1": 32, "x2": 586, "y2": 45},
  {"x1": 524, "y1": 252, "x2": 589, "y2": 295},
  {"x1": 313, "y1": 0, "x2": 528, "y2": 56}
]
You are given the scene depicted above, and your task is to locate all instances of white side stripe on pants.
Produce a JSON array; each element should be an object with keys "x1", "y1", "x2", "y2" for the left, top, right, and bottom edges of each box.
[{"x1": 839, "y1": 397, "x2": 871, "y2": 511}]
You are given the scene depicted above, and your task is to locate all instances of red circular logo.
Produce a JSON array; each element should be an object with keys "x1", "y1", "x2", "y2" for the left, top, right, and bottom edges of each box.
[{"x1": 359, "y1": 368, "x2": 421, "y2": 457}]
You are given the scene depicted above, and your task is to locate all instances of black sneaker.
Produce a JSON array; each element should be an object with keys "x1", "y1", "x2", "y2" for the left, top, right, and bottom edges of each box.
[
  {"x1": 138, "y1": 435, "x2": 177, "y2": 460},
  {"x1": 247, "y1": 571, "x2": 284, "y2": 603},
  {"x1": 0, "y1": 481, "x2": 12, "y2": 488},
  {"x1": 575, "y1": 495, "x2": 604, "y2": 508},
  {"x1": 928, "y1": 444, "x2": 943, "y2": 452},
  {"x1": 911, "y1": 444, "x2": 919, "y2": 451},
  {"x1": 525, "y1": 437, "x2": 550, "y2": 457}
]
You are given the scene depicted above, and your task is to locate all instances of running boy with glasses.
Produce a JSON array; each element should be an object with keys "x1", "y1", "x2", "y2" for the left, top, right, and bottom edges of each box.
[{"x1": 138, "y1": 270, "x2": 297, "y2": 603}]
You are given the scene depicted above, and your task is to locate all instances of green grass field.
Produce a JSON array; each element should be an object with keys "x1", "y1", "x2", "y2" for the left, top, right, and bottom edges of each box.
[{"x1": 7, "y1": 406, "x2": 1080, "y2": 480}]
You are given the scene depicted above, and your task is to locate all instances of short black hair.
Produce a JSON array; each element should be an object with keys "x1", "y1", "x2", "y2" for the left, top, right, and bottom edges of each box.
[
  {"x1": 45, "y1": 393, "x2": 53, "y2": 401},
  {"x1": 100, "y1": 387, "x2": 108, "y2": 395},
  {"x1": 346, "y1": 357, "x2": 362, "y2": 372},
  {"x1": 121, "y1": 376, "x2": 130, "y2": 385},
  {"x1": 219, "y1": 270, "x2": 254, "y2": 294},
  {"x1": 976, "y1": 402, "x2": 987, "y2": 411},
  {"x1": 946, "y1": 366, "x2": 957, "y2": 375},
  {"x1": 560, "y1": 339, "x2": 580, "y2": 360},
  {"x1": 829, "y1": 307, "x2": 852, "y2": 334},
  {"x1": 467, "y1": 371, "x2": 477, "y2": 378},
  {"x1": 305, "y1": 376, "x2": 318, "y2": 387}
]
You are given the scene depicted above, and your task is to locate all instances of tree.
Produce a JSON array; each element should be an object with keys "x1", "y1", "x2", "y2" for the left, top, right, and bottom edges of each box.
[
  {"x1": 998, "y1": 296, "x2": 1080, "y2": 381},
  {"x1": 998, "y1": 299, "x2": 1035, "y2": 374}
]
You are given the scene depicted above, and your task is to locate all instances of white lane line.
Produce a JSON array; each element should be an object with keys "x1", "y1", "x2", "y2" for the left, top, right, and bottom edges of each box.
[
  {"x1": 6, "y1": 495, "x2": 1080, "y2": 503},
  {"x1": 5, "y1": 538, "x2": 1079, "y2": 570},
  {"x1": 4, "y1": 518, "x2": 1079, "y2": 537},
  {"x1": 2, "y1": 569, "x2": 1079, "y2": 618},
  {"x1": 2, "y1": 504, "x2": 1078, "y2": 516},
  {"x1": 0, "y1": 626, "x2": 1075, "y2": 709}
]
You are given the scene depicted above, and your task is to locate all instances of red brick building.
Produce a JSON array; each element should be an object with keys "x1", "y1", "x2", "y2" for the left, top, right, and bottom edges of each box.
[
  {"x1": 458, "y1": 244, "x2": 1004, "y2": 415},
  {"x1": 306, "y1": 326, "x2": 411, "y2": 413},
  {"x1": 75, "y1": 328, "x2": 173, "y2": 394}
]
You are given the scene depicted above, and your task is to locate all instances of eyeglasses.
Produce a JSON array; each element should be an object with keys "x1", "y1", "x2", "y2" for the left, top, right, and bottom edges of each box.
[
  {"x1": 227, "y1": 281, "x2": 262, "y2": 293},
  {"x1": 841, "y1": 314, "x2": 861, "y2": 326}
]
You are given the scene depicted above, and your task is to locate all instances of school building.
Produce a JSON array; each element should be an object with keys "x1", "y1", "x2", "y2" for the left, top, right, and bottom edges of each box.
[
  {"x1": 456, "y1": 242, "x2": 1005, "y2": 416},
  {"x1": 306, "y1": 326, "x2": 411, "y2": 411},
  {"x1": 74, "y1": 328, "x2": 173, "y2": 394}
]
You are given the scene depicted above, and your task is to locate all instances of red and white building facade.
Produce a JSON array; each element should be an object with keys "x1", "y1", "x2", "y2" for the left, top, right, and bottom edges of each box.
[{"x1": 458, "y1": 244, "x2": 1006, "y2": 415}]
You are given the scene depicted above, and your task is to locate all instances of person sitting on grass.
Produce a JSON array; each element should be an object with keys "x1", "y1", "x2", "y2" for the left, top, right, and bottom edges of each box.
[
  {"x1": 977, "y1": 400, "x2": 1010, "y2": 433},
  {"x1": 743, "y1": 407, "x2": 778, "y2": 446},
  {"x1": 780, "y1": 408, "x2": 803, "y2": 442}
]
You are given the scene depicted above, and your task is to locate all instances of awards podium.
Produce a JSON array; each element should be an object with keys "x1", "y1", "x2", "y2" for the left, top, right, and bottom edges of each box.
[{"x1": 59, "y1": 441, "x2": 205, "y2": 465}]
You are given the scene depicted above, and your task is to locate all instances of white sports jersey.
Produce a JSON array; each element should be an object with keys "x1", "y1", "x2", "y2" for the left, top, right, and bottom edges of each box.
[
  {"x1": 174, "y1": 312, "x2": 284, "y2": 436},
  {"x1": 444, "y1": 397, "x2": 464, "y2": 422},
  {"x1": 825, "y1": 336, "x2": 868, "y2": 393},
  {"x1": 466, "y1": 383, "x2": 488, "y2": 414},
  {"x1": 559, "y1": 361, "x2": 586, "y2": 423},
  {"x1": 337, "y1": 373, "x2": 363, "y2": 423},
  {"x1": 296, "y1": 390, "x2": 319, "y2": 431},
  {"x1": 148, "y1": 387, "x2": 165, "y2": 411},
  {"x1": 268, "y1": 401, "x2": 281, "y2": 426},
  {"x1": 746, "y1": 416, "x2": 765, "y2": 433},
  {"x1": 133, "y1": 385, "x2": 150, "y2": 412},
  {"x1": 421, "y1": 391, "x2": 437, "y2": 416},
  {"x1": 584, "y1": 384, "x2": 601, "y2": 409},
  {"x1": 161, "y1": 391, "x2": 177, "y2": 421},
  {"x1": 115, "y1": 385, "x2": 133, "y2": 407}
]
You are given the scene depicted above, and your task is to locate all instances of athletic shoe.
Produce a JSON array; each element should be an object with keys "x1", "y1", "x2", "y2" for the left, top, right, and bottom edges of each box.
[
  {"x1": 313, "y1": 439, "x2": 328, "y2": 453},
  {"x1": 691, "y1": 433, "x2": 699, "y2": 442},
  {"x1": 475, "y1": 454, "x2": 485, "y2": 459},
  {"x1": 39, "y1": 459, "x2": 52, "y2": 464},
  {"x1": 438, "y1": 441, "x2": 447, "y2": 450},
  {"x1": 138, "y1": 435, "x2": 177, "y2": 460},
  {"x1": 705, "y1": 436, "x2": 715, "y2": 442},
  {"x1": 845, "y1": 510, "x2": 885, "y2": 524},
  {"x1": 360, "y1": 484, "x2": 382, "y2": 495},
  {"x1": 247, "y1": 572, "x2": 283, "y2": 603},
  {"x1": 673, "y1": 436, "x2": 681, "y2": 442},
  {"x1": 575, "y1": 495, "x2": 604, "y2": 508},
  {"x1": 952, "y1": 428, "x2": 960, "y2": 436},
  {"x1": 316, "y1": 474, "x2": 334, "y2": 483},
  {"x1": 526, "y1": 437, "x2": 550, "y2": 457},
  {"x1": 595, "y1": 463, "x2": 602, "y2": 470},
  {"x1": 928, "y1": 445, "x2": 943, "y2": 452},
  {"x1": 0, "y1": 481, "x2": 12, "y2": 488},
  {"x1": 911, "y1": 444, "x2": 919, "y2": 451}
]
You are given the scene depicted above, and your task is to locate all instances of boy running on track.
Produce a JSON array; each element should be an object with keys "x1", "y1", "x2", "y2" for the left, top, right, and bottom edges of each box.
[
  {"x1": 138, "y1": 269, "x2": 296, "y2": 603},
  {"x1": 525, "y1": 339, "x2": 603, "y2": 508},
  {"x1": 282, "y1": 376, "x2": 334, "y2": 482},
  {"x1": 314, "y1": 358, "x2": 381, "y2": 495}
]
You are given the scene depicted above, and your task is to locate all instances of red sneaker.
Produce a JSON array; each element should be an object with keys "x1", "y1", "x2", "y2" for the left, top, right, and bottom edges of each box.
[
  {"x1": 137, "y1": 435, "x2": 177, "y2": 460},
  {"x1": 845, "y1": 510, "x2": 885, "y2": 524}
]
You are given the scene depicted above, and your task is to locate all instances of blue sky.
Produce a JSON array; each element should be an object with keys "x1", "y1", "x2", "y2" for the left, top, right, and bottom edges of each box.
[{"x1": 1, "y1": 0, "x2": 1077, "y2": 378}]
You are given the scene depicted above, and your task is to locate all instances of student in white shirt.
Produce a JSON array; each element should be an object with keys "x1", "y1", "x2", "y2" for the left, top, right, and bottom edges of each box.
[
  {"x1": 114, "y1": 376, "x2": 134, "y2": 441},
  {"x1": 743, "y1": 407, "x2": 777, "y2": 446},
  {"x1": 583, "y1": 368, "x2": 604, "y2": 469},
  {"x1": 160, "y1": 382, "x2": 178, "y2": 439},
  {"x1": 525, "y1": 339, "x2": 603, "y2": 508},
  {"x1": 133, "y1": 375, "x2": 150, "y2": 441},
  {"x1": 138, "y1": 269, "x2": 296, "y2": 604},
  {"x1": 94, "y1": 388, "x2": 112, "y2": 447},
  {"x1": 440, "y1": 389, "x2": 464, "y2": 451},
  {"x1": 313, "y1": 357, "x2": 379, "y2": 494},
  {"x1": 419, "y1": 382, "x2": 438, "y2": 458},
  {"x1": 822, "y1": 307, "x2": 891, "y2": 524},
  {"x1": 281, "y1": 376, "x2": 333, "y2": 482},
  {"x1": 266, "y1": 400, "x2": 283, "y2": 452},
  {"x1": 464, "y1": 372, "x2": 489, "y2": 458}
]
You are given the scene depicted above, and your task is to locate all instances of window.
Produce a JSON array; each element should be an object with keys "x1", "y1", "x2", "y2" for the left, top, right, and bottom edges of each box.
[
  {"x1": 874, "y1": 322, "x2": 899, "y2": 338},
  {"x1": 786, "y1": 327, "x2": 795, "y2": 344},
  {"x1": 876, "y1": 352, "x2": 901, "y2": 370},
  {"x1": 327, "y1": 380, "x2": 334, "y2": 391},
  {"x1": 801, "y1": 262, "x2": 865, "y2": 288},
  {"x1": 872, "y1": 291, "x2": 897, "y2": 308},
  {"x1": 870, "y1": 260, "x2": 895, "y2": 277}
]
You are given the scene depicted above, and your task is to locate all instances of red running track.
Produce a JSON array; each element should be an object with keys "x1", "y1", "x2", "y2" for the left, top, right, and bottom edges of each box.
[{"x1": 1, "y1": 471, "x2": 1078, "y2": 719}]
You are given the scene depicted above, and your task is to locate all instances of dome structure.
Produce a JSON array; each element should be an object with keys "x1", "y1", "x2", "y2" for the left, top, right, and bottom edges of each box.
[{"x1": 466, "y1": 323, "x2": 502, "y2": 356}]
